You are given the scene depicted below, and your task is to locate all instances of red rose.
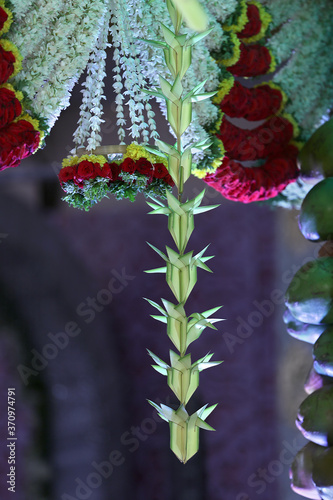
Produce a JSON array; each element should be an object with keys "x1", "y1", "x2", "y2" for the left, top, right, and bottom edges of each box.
[
  {"x1": 76, "y1": 160, "x2": 97, "y2": 180},
  {"x1": 121, "y1": 157, "x2": 136, "y2": 173},
  {"x1": 0, "y1": 44, "x2": 16, "y2": 84},
  {"x1": 0, "y1": 8, "x2": 8, "y2": 33},
  {"x1": 59, "y1": 166, "x2": 75, "y2": 185},
  {"x1": 109, "y1": 162, "x2": 121, "y2": 181},
  {"x1": 99, "y1": 163, "x2": 112, "y2": 178},
  {"x1": 153, "y1": 163, "x2": 168, "y2": 179},
  {"x1": 0, "y1": 119, "x2": 40, "y2": 170},
  {"x1": 136, "y1": 157, "x2": 153, "y2": 176},
  {"x1": 0, "y1": 87, "x2": 22, "y2": 129}
]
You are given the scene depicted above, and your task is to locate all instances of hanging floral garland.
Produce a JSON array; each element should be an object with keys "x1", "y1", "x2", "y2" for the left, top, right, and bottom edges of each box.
[
  {"x1": 0, "y1": 1, "x2": 43, "y2": 171},
  {"x1": 59, "y1": 145, "x2": 174, "y2": 210}
]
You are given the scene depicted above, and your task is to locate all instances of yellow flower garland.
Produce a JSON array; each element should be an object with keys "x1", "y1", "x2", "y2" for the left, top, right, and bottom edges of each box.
[
  {"x1": 123, "y1": 142, "x2": 168, "y2": 167},
  {"x1": 0, "y1": 0, "x2": 13, "y2": 36},
  {"x1": 62, "y1": 154, "x2": 107, "y2": 168},
  {"x1": 268, "y1": 48, "x2": 277, "y2": 74},
  {"x1": 212, "y1": 76, "x2": 235, "y2": 105},
  {"x1": 240, "y1": 0, "x2": 272, "y2": 44}
]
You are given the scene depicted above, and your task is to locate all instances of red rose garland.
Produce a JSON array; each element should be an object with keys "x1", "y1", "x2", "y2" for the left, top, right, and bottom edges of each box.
[
  {"x1": 204, "y1": 145, "x2": 300, "y2": 203},
  {"x1": 217, "y1": 114, "x2": 295, "y2": 162},
  {"x1": 220, "y1": 81, "x2": 284, "y2": 121}
]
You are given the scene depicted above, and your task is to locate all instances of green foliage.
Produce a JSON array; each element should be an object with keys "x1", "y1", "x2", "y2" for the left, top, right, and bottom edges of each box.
[{"x1": 61, "y1": 175, "x2": 171, "y2": 211}]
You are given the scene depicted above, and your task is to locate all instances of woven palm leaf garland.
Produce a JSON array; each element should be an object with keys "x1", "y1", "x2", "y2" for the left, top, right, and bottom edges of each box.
[{"x1": 142, "y1": 0, "x2": 223, "y2": 463}]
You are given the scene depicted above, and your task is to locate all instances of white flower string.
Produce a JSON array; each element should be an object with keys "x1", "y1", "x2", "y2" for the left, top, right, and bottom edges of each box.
[
  {"x1": 73, "y1": 2, "x2": 113, "y2": 152},
  {"x1": 109, "y1": 0, "x2": 155, "y2": 142}
]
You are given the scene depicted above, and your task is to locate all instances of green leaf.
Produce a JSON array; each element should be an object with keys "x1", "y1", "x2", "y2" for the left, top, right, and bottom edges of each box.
[
  {"x1": 191, "y1": 91, "x2": 217, "y2": 102},
  {"x1": 141, "y1": 88, "x2": 166, "y2": 100},
  {"x1": 171, "y1": 74, "x2": 183, "y2": 100},
  {"x1": 179, "y1": 100, "x2": 192, "y2": 135},
  {"x1": 144, "y1": 145, "x2": 167, "y2": 158},
  {"x1": 146, "y1": 241, "x2": 167, "y2": 261},
  {"x1": 151, "y1": 314, "x2": 168, "y2": 323},
  {"x1": 155, "y1": 139, "x2": 176, "y2": 156},
  {"x1": 144, "y1": 266, "x2": 167, "y2": 274},
  {"x1": 185, "y1": 28, "x2": 214, "y2": 48},
  {"x1": 160, "y1": 23, "x2": 179, "y2": 49},
  {"x1": 147, "y1": 349, "x2": 170, "y2": 369},
  {"x1": 138, "y1": 38, "x2": 167, "y2": 48}
]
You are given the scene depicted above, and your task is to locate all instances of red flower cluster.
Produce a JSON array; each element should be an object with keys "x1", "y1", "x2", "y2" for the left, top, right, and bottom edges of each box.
[
  {"x1": 0, "y1": 43, "x2": 16, "y2": 84},
  {"x1": 0, "y1": 7, "x2": 8, "y2": 33},
  {"x1": 0, "y1": 86, "x2": 22, "y2": 128},
  {"x1": 238, "y1": 3, "x2": 261, "y2": 39},
  {"x1": 218, "y1": 115, "x2": 294, "y2": 162},
  {"x1": 0, "y1": 119, "x2": 41, "y2": 170},
  {"x1": 204, "y1": 145, "x2": 299, "y2": 203},
  {"x1": 227, "y1": 43, "x2": 272, "y2": 77},
  {"x1": 220, "y1": 81, "x2": 283, "y2": 121},
  {"x1": 59, "y1": 158, "x2": 174, "y2": 188}
]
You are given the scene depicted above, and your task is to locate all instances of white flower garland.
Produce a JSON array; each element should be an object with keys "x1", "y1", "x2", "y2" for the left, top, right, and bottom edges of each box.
[
  {"x1": 73, "y1": 3, "x2": 113, "y2": 151},
  {"x1": 8, "y1": 0, "x2": 67, "y2": 60},
  {"x1": 268, "y1": 0, "x2": 331, "y2": 64},
  {"x1": 301, "y1": 79, "x2": 333, "y2": 139},
  {"x1": 10, "y1": 0, "x2": 108, "y2": 130},
  {"x1": 259, "y1": 0, "x2": 303, "y2": 28}
]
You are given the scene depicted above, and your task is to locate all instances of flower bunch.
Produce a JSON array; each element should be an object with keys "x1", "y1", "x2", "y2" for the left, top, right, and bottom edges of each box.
[
  {"x1": 59, "y1": 148, "x2": 174, "y2": 211},
  {"x1": 204, "y1": 144, "x2": 300, "y2": 203}
]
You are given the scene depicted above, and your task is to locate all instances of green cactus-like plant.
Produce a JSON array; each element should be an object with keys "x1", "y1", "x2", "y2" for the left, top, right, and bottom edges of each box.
[{"x1": 143, "y1": 0, "x2": 223, "y2": 463}]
